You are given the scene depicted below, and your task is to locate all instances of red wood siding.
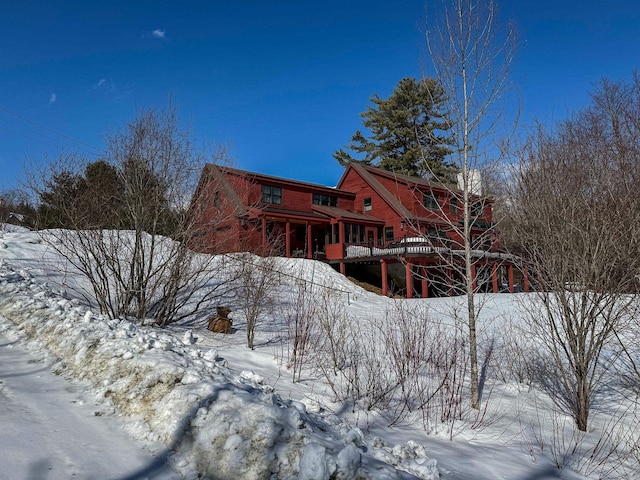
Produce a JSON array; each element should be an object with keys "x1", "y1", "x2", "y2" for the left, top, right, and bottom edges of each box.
[
  {"x1": 250, "y1": 179, "x2": 354, "y2": 213},
  {"x1": 189, "y1": 164, "x2": 496, "y2": 259},
  {"x1": 338, "y1": 169, "x2": 409, "y2": 240}
]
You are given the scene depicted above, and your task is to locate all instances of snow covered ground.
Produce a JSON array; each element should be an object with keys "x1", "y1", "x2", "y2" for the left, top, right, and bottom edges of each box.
[
  {"x1": 0, "y1": 226, "x2": 637, "y2": 479},
  {"x1": 0, "y1": 328, "x2": 179, "y2": 480}
]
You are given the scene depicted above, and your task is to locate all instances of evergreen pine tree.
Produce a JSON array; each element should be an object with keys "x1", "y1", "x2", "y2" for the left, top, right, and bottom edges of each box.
[{"x1": 333, "y1": 77, "x2": 455, "y2": 179}]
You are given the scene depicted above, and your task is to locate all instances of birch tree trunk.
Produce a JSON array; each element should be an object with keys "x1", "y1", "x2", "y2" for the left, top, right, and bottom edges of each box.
[{"x1": 426, "y1": 0, "x2": 517, "y2": 409}]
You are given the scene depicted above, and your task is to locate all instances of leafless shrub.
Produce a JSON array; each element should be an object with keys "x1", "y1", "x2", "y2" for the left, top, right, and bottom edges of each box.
[
  {"x1": 309, "y1": 298, "x2": 479, "y2": 437},
  {"x1": 312, "y1": 286, "x2": 349, "y2": 377},
  {"x1": 493, "y1": 318, "x2": 537, "y2": 387},
  {"x1": 27, "y1": 104, "x2": 238, "y2": 326},
  {"x1": 507, "y1": 76, "x2": 640, "y2": 431},
  {"x1": 612, "y1": 318, "x2": 640, "y2": 395},
  {"x1": 574, "y1": 408, "x2": 639, "y2": 478},
  {"x1": 343, "y1": 323, "x2": 399, "y2": 413},
  {"x1": 232, "y1": 253, "x2": 281, "y2": 349},
  {"x1": 524, "y1": 399, "x2": 638, "y2": 477},
  {"x1": 285, "y1": 278, "x2": 318, "y2": 383}
]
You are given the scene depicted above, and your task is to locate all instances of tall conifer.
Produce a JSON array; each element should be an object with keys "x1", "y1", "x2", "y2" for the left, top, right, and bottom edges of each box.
[{"x1": 334, "y1": 77, "x2": 455, "y2": 179}]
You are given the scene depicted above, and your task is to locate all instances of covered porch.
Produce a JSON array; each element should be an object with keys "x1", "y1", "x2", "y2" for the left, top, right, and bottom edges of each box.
[
  {"x1": 254, "y1": 209, "x2": 330, "y2": 259},
  {"x1": 310, "y1": 205, "x2": 385, "y2": 267}
]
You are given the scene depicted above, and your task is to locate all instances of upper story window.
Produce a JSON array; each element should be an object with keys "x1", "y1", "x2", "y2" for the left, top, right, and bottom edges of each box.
[
  {"x1": 261, "y1": 185, "x2": 282, "y2": 205},
  {"x1": 449, "y1": 196, "x2": 458, "y2": 215},
  {"x1": 312, "y1": 193, "x2": 338, "y2": 207},
  {"x1": 423, "y1": 191, "x2": 439, "y2": 210},
  {"x1": 213, "y1": 191, "x2": 220, "y2": 208},
  {"x1": 471, "y1": 200, "x2": 484, "y2": 218},
  {"x1": 363, "y1": 197, "x2": 372, "y2": 212}
]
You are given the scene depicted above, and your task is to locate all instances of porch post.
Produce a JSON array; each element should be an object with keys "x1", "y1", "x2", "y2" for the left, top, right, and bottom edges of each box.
[
  {"x1": 508, "y1": 264, "x2": 514, "y2": 293},
  {"x1": 339, "y1": 262, "x2": 346, "y2": 275},
  {"x1": 492, "y1": 263, "x2": 498, "y2": 293},
  {"x1": 306, "y1": 222, "x2": 312, "y2": 259},
  {"x1": 405, "y1": 262, "x2": 413, "y2": 299},
  {"x1": 448, "y1": 267, "x2": 454, "y2": 296},
  {"x1": 339, "y1": 222, "x2": 345, "y2": 244},
  {"x1": 285, "y1": 220, "x2": 291, "y2": 257},
  {"x1": 381, "y1": 259, "x2": 388, "y2": 296},
  {"x1": 421, "y1": 264, "x2": 428, "y2": 299},
  {"x1": 261, "y1": 217, "x2": 267, "y2": 247}
]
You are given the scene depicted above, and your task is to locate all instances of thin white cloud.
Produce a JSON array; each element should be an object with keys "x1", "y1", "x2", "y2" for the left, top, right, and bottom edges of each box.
[
  {"x1": 49, "y1": 93, "x2": 56, "y2": 104},
  {"x1": 152, "y1": 29, "x2": 166, "y2": 39},
  {"x1": 91, "y1": 78, "x2": 116, "y2": 93}
]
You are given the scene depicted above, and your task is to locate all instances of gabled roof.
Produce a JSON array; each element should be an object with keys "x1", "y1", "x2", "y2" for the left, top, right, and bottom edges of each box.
[
  {"x1": 336, "y1": 163, "x2": 455, "y2": 226},
  {"x1": 338, "y1": 163, "x2": 415, "y2": 220},
  {"x1": 362, "y1": 164, "x2": 458, "y2": 192},
  {"x1": 213, "y1": 164, "x2": 355, "y2": 197}
]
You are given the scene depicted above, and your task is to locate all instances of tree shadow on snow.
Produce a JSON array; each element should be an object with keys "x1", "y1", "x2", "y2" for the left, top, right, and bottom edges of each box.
[{"x1": 111, "y1": 383, "x2": 240, "y2": 480}]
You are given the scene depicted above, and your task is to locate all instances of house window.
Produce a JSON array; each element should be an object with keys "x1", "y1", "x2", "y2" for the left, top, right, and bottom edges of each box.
[
  {"x1": 471, "y1": 201, "x2": 484, "y2": 218},
  {"x1": 213, "y1": 191, "x2": 219, "y2": 208},
  {"x1": 346, "y1": 223, "x2": 364, "y2": 243},
  {"x1": 423, "y1": 191, "x2": 439, "y2": 210},
  {"x1": 450, "y1": 196, "x2": 458, "y2": 214},
  {"x1": 384, "y1": 226, "x2": 394, "y2": 242},
  {"x1": 344, "y1": 223, "x2": 364, "y2": 243},
  {"x1": 261, "y1": 185, "x2": 282, "y2": 205},
  {"x1": 312, "y1": 193, "x2": 338, "y2": 207},
  {"x1": 363, "y1": 197, "x2": 372, "y2": 212},
  {"x1": 333, "y1": 223, "x2": 339, "y2": 244}
]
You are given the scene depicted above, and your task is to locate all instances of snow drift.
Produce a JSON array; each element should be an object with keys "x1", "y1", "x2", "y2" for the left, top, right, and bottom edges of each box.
[{"x1": 0, "y1": 256, "x2": 438, "y2": 480}]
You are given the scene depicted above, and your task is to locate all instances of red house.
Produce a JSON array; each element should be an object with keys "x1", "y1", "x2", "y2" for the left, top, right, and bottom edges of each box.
[{"x1": 188, "y1": 163, "x2": 524, "y2": 297}]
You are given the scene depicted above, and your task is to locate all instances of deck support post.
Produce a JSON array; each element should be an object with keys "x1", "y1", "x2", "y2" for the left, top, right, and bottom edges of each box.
[
  {"x1": 492, "y1": 263, "x2": 499, "y2": 293},
  {"x1": 381, "y1": 259, "x2": 388, "y2": 296},
  {"x1": 508, "y1": 264, "x2": 514, "y2": 293},
  {"x1": 421, "y1": 264, "x2": 428, "y2": 298},
  {"x1": 285, "y1": 220, "x2": 291, "y2": 257},
  {"x1": 405, "y1": 262, "x2": 413, "y2": 299},
  {"x1": 306, "y1": 222, "x2": 312, "y2": 259}
]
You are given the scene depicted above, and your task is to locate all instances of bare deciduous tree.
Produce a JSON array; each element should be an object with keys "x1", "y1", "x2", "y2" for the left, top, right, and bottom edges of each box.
[
  {"x1": 29, "y1": 104, "x2": 238, "y2": 326},
  {"x1": 507, "y1": 76, "x2": 640, "y2": 431},
  {"x1": 286, "y1": 277, "x2": 318, "y2": 383},
  {"x1": 425, "y1": 0, "x2": 518, "y2": 409}
]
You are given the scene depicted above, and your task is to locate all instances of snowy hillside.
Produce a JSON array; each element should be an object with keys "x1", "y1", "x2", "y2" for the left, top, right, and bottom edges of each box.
[{"x1": 0, "y1": 228, "x2": 637, "y2": 479}]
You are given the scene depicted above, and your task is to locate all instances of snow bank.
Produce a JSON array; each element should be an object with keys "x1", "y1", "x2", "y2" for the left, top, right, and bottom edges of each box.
[{"x1": 0, "y1": 258, "x2": 438, "y2": 480}]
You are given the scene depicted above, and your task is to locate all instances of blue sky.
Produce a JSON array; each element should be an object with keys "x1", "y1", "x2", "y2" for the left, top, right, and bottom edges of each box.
[{"x1": 1, "y1": 1, "x2": 639, "y2": 191}]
